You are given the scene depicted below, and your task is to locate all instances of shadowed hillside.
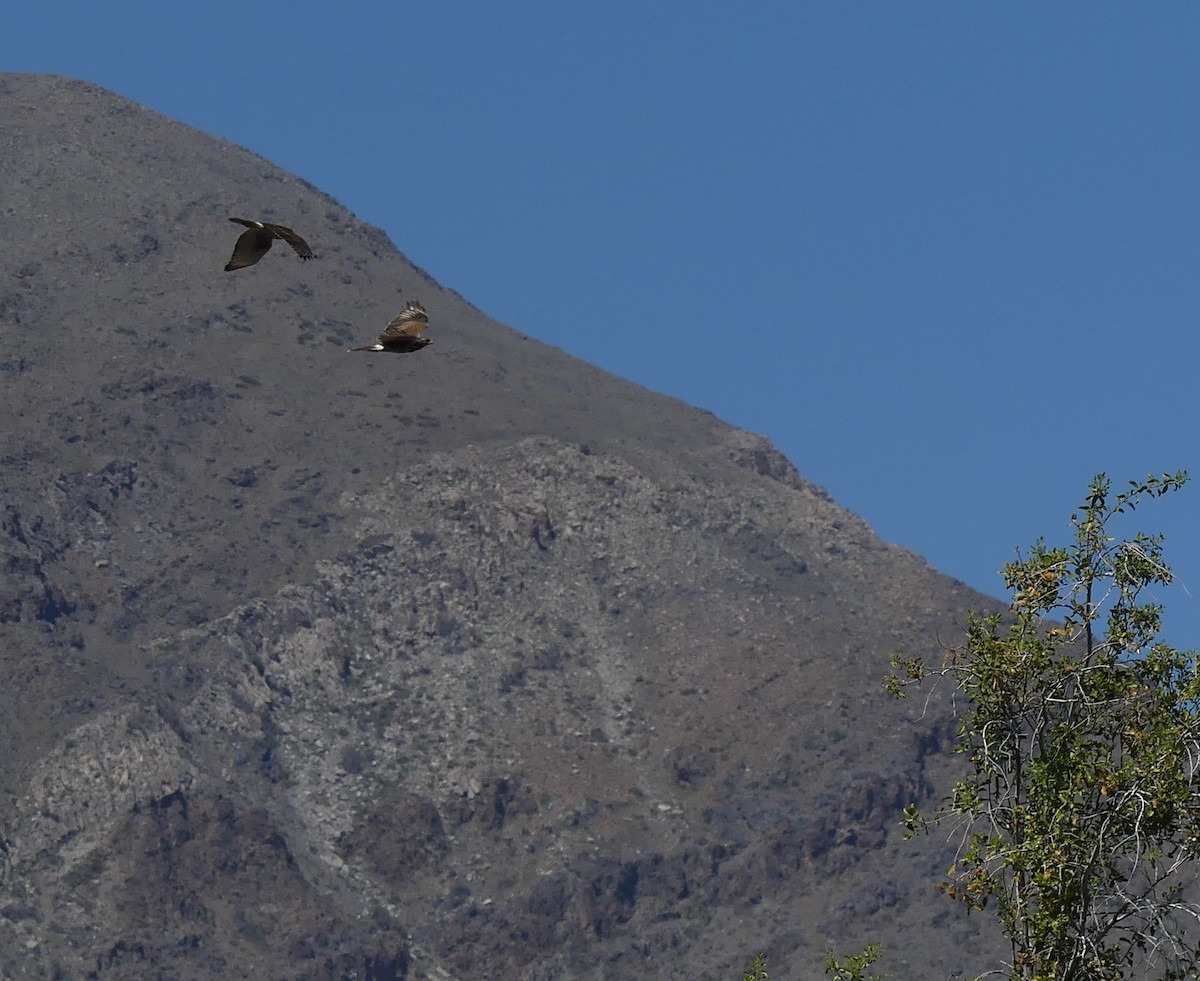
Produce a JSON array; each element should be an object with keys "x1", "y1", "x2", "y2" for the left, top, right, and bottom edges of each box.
[{"x1": 0, "y1": 73, "x2": 1004, "y2": 979}]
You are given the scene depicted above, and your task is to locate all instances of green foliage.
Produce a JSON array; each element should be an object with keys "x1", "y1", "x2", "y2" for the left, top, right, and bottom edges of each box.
[
  {"x1": 825, "y1": 943, "x2": 889, "y2": 980},
  {"x1": 889, "y1": 473, "x2": 1200, "y2": 980},
  {"x1": 742, "y1": 952, "x2": 770, "y2": 980}
]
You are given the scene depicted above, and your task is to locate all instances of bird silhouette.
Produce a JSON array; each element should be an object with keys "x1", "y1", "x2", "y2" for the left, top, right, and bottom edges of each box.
[
  {"x1": 350, "y1": 300, "x2": 432, "y2": 353},
  {"x1": 223, "y1": 218, "x2": 314, "y2": 270}
]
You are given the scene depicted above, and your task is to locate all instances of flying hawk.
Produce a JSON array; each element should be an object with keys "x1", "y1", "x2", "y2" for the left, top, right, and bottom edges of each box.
[
  {"x1": 350, "y1": 300, "x2": 432, "y2": 353},
  {"x1": 224, "y1": 218, "x2": 314, "y2": 271}
]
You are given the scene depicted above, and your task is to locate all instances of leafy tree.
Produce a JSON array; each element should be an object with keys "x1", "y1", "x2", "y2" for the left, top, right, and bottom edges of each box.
[
  {"x1": 825, "y1": 942, "x2": 889, "y2": 980},
  {"x1": 742, "y1": 952, "x2": 770, "y2": 980},
  {"x1": 889, "y1": 472, "x2": 1200, "y2": 980}
]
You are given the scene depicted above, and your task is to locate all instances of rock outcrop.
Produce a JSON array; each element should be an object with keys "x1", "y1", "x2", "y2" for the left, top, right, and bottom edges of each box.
[{"x1": 0, "y1": 73, "x2": 1003, "y2": 979}]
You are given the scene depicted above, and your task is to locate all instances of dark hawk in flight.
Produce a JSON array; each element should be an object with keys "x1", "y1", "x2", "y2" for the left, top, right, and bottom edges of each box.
[{"x1": 224, "y1": 218, "x2": 314, "y2": 270}]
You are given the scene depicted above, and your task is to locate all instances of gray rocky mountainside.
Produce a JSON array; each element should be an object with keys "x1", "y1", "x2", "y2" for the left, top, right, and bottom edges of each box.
[{"x1": 0, "y1": 73, "x2": 1005, "y2": 979}]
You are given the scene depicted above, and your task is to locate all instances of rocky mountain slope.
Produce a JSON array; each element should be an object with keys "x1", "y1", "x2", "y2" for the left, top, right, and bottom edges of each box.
[{"x1": 0, "y1": 73, "x2": 1004, "y2": 978}]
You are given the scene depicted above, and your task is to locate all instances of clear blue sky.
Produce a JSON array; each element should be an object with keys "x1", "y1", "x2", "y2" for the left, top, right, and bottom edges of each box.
[{"x1": 6, "y1": 3, "x2": 1200, "y2": 643}]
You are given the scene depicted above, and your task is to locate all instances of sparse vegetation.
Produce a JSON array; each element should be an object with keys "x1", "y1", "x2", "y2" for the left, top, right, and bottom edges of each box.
[{"x1": 889, "y1": 472, "x2": 1200, "y2": 980}]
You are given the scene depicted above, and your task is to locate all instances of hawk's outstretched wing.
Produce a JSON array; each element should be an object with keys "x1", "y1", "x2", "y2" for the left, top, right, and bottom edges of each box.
[
  {"x1": 378, "y1": 301, "x2": 429, "y2": 343},
  {"x1": 262, "y1": 222, "x2": 315, "y2": 260},
  {"x1": 225, "y1": 225, "x2": 274, "y2": 270}
]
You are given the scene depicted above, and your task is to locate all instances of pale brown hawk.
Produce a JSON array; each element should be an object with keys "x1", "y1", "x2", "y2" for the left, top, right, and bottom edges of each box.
[{"x1": 350, "y1": 300, "x2": 432, "y2": 353}]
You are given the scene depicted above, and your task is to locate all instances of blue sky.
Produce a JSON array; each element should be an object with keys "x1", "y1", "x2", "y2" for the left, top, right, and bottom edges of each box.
[{"x1": 6, "y1": 3, "x2": 1200, "y2": 643}]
